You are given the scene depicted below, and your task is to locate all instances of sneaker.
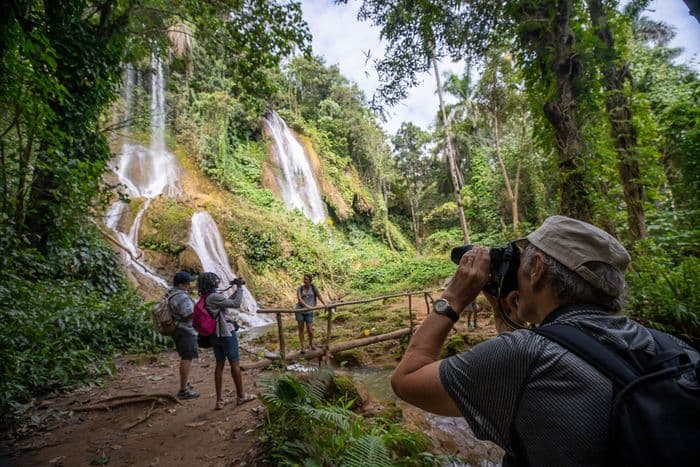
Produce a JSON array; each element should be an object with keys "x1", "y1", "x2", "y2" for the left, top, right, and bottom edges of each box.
[{"x1": 177, "y1": 388, "x2": 200, "y2": 400}]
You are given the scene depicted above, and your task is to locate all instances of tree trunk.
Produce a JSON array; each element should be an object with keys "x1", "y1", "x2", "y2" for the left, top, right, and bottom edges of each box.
[
  {"x1": 409, "y1": 196, "x2": 419, "y2": 243},
  {"x1": 492, "y1": 111, "x2": 519, "y2": 233},
  {"x1": 587, "y1": 0, "x2": 647, "y2": 240},
  {"x1": 432, "y1": 55, "x2": 470, "y2": 243}
]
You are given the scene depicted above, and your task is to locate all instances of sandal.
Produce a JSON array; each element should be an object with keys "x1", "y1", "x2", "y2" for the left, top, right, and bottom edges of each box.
[
  {"x1": 237, "y1": 393, "x2": 256, "y2": 405},
  {"x1": 215, "y1": 398, "x2": 230, "y2": 410}
]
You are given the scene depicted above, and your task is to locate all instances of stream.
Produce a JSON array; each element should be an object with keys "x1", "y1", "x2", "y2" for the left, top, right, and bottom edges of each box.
[{"x1": 347, "y1": 368, "x2": 503, "y2": 467}]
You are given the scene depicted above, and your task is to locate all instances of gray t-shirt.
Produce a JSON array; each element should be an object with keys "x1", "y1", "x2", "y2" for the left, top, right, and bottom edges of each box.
[
  {"x1": 298, "y1": 284, "x2": 317, "y2": 308},
  {"x1": 205, "y1": 288, "x2": 243, "y2": 338},
  {"x1": 439, "y1": 305, "x2": 699, "y2": 467},
  {"x1": 167, "y1": 287, "x2": 195, "y2": 336}
]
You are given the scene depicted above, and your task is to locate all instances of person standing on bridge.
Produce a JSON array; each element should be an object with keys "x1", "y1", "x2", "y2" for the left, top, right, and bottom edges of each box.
[
  {"x1": 296, "y1": 274, "x2": 326, "y2": 354},
  {"x1": 198, "y1": 272, "x2": 255, "y2": 410}
]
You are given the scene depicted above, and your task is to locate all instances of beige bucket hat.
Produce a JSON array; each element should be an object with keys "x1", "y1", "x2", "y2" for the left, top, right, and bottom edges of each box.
[{"x1": 526, "y1": 215, "x2": 631, "y2": 297}]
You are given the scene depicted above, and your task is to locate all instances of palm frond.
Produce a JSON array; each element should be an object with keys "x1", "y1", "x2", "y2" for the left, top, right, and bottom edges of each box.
[{"x1": 341, "y1": 435, "x2": 392, "y2": 467}]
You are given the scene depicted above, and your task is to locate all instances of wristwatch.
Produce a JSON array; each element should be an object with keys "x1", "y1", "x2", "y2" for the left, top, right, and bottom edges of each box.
[{"x1": 433, "y1": 298, "x2": 460, "y2": 322}]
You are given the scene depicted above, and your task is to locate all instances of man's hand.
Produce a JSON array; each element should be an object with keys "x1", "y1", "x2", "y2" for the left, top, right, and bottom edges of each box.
[{"x1": 441, "y1": 246, "x2": 491, "y2": 313}]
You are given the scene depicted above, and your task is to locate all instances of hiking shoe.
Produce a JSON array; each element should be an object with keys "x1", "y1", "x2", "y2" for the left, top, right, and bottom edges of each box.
[{"x1": 177, "y1": 389, "x2": 200, "y2": 400}]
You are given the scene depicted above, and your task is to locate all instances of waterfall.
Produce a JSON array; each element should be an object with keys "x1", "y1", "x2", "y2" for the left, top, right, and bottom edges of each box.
[
  {"x1": 188, "y1": 212, "x2": 269, "y2": 328},
  {"x1": 124, "y1": 64, "x2": 135, "y2": 131},
  {"x1": 106, "y1": 58, "x2": 181, "y2": 289},
  {"x1": 263, "y1": 111, "x2": 327, "y2": 223},
  {"x1": 104, "y1": 200, "x2": 167, "y2": 287},
  {"x1": 106, "y1": 59, "x2": 264, "y2": 322}
]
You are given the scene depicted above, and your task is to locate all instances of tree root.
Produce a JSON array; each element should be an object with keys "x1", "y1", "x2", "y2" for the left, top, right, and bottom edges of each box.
[
  {"x1": 73, "y1": 393, "x2": 181, "y2": 412},
  {"x1": 121, "y1": 402, "x2": 158, "y2": 430}
]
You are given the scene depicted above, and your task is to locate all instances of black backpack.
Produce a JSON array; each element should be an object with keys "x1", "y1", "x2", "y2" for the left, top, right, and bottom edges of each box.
[{"x1": 534, "y1": 324, "x2": 700, "y2": 467}]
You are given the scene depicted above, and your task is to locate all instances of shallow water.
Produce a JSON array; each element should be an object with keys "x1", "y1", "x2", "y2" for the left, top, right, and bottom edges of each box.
[{"x1": 346, "y1": 367, "x2": 503, "y2": 467}]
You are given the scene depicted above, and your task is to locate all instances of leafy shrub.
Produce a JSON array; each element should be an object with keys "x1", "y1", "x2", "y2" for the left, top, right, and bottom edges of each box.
[
  {"x1": 349, "y1": 256, "x2": 453, "y2": 296},
  {"x1": 627, "y1": 243, "x2": 700, "y2": 346},
  {"x1": 257, "y1": 370, "x2": 443, "y2": 466},
  {"x1": 0, "y1": 229, "x2": 167, "y2": 430}
]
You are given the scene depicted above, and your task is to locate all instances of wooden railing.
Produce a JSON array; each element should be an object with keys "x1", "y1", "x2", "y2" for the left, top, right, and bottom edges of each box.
[{"x1": 256, "y1": 288, "x2": 443, "y2": 364}]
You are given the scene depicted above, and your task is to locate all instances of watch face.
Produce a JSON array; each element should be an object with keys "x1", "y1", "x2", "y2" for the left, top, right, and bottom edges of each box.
[{"x1": 434, "y1": 299, "x2": 449, "y2": 313}]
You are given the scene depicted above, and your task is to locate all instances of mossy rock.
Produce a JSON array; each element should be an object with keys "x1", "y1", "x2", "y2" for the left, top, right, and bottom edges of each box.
[
  {"x1": 440, "y1": 333, "x2": 489, "y2": 358},
  {"x1": 333, "y1": 349, "x2": 365, "y2": 367},
  {"x1": 178, "y1": 246, "x2": 202, "y2": 273},
  {"x1": 375, "y1": 401, "x2": 403, "y2": 423},
  {"x1": 140, "y1": 198, "x2": 193, "y2": 255},
  {"x1": 327, "y1": 374, "x2": 362, "y2": 410}
]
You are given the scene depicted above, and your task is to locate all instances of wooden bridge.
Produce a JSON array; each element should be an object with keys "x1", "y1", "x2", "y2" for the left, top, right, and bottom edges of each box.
[{"x1": 243, "y1": 288, "x2": 442, "y2": 370}]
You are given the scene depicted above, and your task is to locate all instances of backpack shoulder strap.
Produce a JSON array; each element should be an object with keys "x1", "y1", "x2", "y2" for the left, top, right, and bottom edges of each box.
[{"x1": 534, "y1": 324, "x2": 639, "y2": 387}]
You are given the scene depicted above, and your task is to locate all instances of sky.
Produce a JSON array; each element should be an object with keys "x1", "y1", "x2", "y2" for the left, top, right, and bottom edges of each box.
[{"x1": 301, "y1": 0, "x2": 700, "y2": 136}]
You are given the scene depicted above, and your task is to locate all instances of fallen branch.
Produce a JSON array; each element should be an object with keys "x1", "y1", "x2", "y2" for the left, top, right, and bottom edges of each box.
[
  {"x1": 15, "y1": 440, "x2": 61, "y2": 452},
  {"x1": 74, "y1": 393, "x2": 180, "y2": 412},
  {"x1": 121, "y1": 402, "x2": 158, "y2": 430}
]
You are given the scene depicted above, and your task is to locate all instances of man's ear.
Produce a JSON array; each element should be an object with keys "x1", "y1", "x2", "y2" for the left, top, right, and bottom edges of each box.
[{"x1": 530, "y1": 252, "x2": 545, "y2": 286}]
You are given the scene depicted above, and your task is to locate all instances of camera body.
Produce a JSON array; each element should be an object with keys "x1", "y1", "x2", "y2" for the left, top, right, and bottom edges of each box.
[
  {"x1": 229, "y1": 277, "x2": 246, "y2": 287},
  {"x1": 450, "y1": 242, "x2": 520, "y2": 297}
]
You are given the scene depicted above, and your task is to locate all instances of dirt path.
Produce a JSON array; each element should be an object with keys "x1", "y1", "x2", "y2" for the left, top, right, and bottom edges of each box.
[
  {"x1": 2, "y1": 298, "x2": 499, "y2": 467},
  {"x1": 2, "y1": 350, "x2": 266, "y2": 467}
]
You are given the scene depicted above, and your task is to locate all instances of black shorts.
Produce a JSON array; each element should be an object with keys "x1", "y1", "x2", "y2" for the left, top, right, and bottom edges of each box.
[{"x1": 173, "y1": 328, "x2": 198, "y2": 360}]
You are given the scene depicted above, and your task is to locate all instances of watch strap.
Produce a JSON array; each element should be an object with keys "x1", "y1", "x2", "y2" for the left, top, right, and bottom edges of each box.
[{"x1": 434, "y1": 300, "x2": 460, "y2": 322}]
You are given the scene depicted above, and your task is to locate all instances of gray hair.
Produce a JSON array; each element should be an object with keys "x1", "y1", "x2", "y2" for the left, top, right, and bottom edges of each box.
[{"x1": 522, "y1": 244, "x2": 627, "y2": 311}]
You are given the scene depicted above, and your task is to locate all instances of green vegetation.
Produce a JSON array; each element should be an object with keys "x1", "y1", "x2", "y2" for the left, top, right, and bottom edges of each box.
[
  {"x1": 256, "y1": 370, "x2": 452, "y2": 466},
  {"x1": 0, "y1": 225, "x2": 167, "y2": 429},
  {"x1": 1, "y1": 0, "x2": 698, "y2": 449}
]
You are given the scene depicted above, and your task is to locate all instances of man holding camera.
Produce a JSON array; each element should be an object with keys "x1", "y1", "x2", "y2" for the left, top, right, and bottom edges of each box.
[{"x1": 391, "y1": 215, "x2": 699, "y2": 466}]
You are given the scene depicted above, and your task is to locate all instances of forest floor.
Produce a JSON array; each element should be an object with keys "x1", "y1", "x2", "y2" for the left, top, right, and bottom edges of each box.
[{"x1": 1, "y1": 299, "x2": 499, "y2": 467}]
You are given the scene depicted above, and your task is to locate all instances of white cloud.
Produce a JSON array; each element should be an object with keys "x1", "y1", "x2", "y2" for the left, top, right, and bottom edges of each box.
[{"x1": 301, "y1": 0, "x2": 699, "y2": 136}]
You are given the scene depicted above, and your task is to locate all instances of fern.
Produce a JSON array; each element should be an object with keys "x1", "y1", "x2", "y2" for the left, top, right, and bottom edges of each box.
[
  {"x1": 341, "y1": 435, "x2": 393, "y2": 467},
  {"x1": 297, "y1": 404, "x2": 354, "y2": 431}
]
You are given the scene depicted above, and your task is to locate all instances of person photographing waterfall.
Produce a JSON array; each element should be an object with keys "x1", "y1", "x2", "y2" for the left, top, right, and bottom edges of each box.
[
  {"x1": 390, "y1": 216, "x2": 700, "y2": 466},
  {"x1": 296, "y1": 274, "x2": 326, "y2": 354},
  {"x1": 197, "y1": 272, "x2": 255, "y2": 410}
]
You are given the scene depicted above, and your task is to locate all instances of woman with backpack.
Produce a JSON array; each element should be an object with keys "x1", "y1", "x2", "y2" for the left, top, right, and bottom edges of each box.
[
  {"x1": 197, "y1": 272, "x2": 255, "y2": 410},
  {"x1": 296, "y1": 274, "x2": 326, "y2": 354}
]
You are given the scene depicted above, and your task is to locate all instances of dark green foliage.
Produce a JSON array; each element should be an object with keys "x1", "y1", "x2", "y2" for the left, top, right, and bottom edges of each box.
[
  {"x1": 627, "y1": 242, "x2": 700, "y2": 346},
  {"x1": 349, "y1": 256, "x2": 453, "y2": 296},
  {"x1": 257, "y1": 370, "x2": 441, "y2": 466},
  {"x1": 0, "y1": 227, "x2": 166, "y2": 430}
]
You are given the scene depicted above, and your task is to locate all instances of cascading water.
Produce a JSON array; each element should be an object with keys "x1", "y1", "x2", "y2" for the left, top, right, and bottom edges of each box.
[
  {"x1": 188, "y1": 212, "x2": 269, "y2": 327},
  {"x1": 263, "y1": 111, "x2": 327, "y2": 223},
  {"x1": 106, "y1": 58, "x2": 181, "y2": 288},
  {"x1": 107, "y1": 59, "x2": 264, "y2": 322}
]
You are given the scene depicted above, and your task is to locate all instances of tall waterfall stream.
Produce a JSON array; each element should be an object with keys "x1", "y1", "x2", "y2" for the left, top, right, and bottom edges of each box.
[
  {"x1": 106, "y1": 59, "x2": 265, "y2": 326},
  {"x1": 263, "y1": 111, "x2": 327, "y2": 223}
]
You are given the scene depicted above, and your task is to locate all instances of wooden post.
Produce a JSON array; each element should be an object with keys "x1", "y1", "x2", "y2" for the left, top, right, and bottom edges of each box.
[
  {"x1": 424, "y1": 292, "x2": 431, "y2": 316},
  {"x1": 276, "y1": 312, "x2": 286, "y2": 364},
  {"x1": 324, "y1": 306, "x2": 334, "y2": 365},
  {"x1": 408, "y1": 294, "x2": 414, "y2": 334}
]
